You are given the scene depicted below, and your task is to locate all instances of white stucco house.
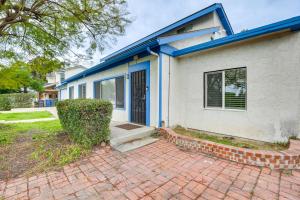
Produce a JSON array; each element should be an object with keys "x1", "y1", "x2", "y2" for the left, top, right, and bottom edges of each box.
[{"x1": 57, "y1": 3, "x2": 300, "y2": 142}]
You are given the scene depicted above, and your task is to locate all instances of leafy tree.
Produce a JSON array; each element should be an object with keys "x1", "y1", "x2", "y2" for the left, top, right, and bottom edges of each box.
[
  {"x1": 0, "y1": 0, "x2": 130, "y2": 64},
  {"x1": 0, "y1": 58, "x2": 62, "y2": 93},
  {"x1": 0, "y1": 0, "x2": 130, "y2": 92}
]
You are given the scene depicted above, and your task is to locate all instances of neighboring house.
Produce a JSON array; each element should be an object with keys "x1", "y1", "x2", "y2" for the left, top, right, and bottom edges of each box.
[
  {"x1": 38, "y1": 72, "x2": 59, "y2": 101},
  {"x1": 39, "y1": 65, "x2": 87, "y2": 102},
  {"x1": 57, "y1": 3, "x2": 300, "y2": 142}
]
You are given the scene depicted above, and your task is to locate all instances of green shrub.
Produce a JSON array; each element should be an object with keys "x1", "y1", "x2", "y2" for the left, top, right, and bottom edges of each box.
[
  {"x1": 56, "y1": 99, "x2": 113, "y2": 147},
  {"x1": 0, "y1": 96, "x2": 12, "y2": 111},
  {"x1": 0, "y1": 93, "x2": 35, "y2": 108}
]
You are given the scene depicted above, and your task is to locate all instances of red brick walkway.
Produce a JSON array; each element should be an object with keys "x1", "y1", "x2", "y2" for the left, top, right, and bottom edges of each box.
[{"x1": 1, "y1": 140, "x2": 299, "y2": 200}]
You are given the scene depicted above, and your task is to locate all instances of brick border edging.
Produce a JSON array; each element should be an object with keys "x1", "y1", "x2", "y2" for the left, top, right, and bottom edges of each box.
[{"x1": 160, "y1": 128, "x2": 300, "y2": 169}]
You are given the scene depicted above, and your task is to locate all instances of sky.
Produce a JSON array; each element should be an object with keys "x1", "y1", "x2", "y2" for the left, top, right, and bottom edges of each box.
[{"x1": 88, "y1": 0, "x2": 300, "y2": 66}]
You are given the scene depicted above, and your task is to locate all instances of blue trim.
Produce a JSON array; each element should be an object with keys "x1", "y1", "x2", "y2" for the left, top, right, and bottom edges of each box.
[
  {"x1": 216, "y1": 4, "x2": 234, "y2": 35},
  {"x1": 101, "y1": 3, "x2": 233, "y2": 61},
  {"x1": 157, "y1": 27, "x2": 219, "y2": 45},
  {"x1": 173, "y1": 16, "x2": 300, "y2": 57},
  {"x1": 60, "y1": 3, "x2": 232, "y2": 86},
  {"x1": 93, "y1": 74, "x2": 126, "y2": 110},
  {"x1": 158, "y1": 53, "x2": 162, "y2": 128},
  {"x1": 160, "y1": 44, "x2": 178, "y2": 56},
  {"x1": 128, "y1": 61, "x2": 151, "y2": 126}
]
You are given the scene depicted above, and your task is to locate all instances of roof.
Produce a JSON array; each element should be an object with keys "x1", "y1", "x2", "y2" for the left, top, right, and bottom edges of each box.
[
  {"x1": 59, "y1": 3, "x2": 232, "y2": 87},
  {"x1": 172, "y1": 16, "x2": 300, "y2": 57}
]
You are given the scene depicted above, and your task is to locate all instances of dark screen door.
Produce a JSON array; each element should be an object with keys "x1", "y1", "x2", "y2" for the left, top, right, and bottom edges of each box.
[{"x1": 131, "y1": 70, "x2": 146, "y2": 125}]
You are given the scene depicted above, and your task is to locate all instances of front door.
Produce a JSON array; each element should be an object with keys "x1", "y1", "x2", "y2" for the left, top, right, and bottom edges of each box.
[{"x1": 131, "y1": 70, "x2": 146, "y2": 125}]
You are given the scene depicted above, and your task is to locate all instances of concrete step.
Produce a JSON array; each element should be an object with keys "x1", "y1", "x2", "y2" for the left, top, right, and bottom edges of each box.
[
  {"x1": 110, "y1": 128, "x2": 156, "y2": 147},
  {"x1": 113, "y1": 137, "x2": 159, "y2": 152}
]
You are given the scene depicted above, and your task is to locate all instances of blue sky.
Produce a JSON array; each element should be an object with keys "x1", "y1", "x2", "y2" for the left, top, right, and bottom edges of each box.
[{"x1": 89, "y1": 0, "x2": 300, "y2": 65}]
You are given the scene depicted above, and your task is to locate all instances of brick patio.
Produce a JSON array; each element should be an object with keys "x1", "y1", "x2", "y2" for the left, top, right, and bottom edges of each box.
[{"x1": 1, "y1": 140, "x2": 299, "y2": 200}]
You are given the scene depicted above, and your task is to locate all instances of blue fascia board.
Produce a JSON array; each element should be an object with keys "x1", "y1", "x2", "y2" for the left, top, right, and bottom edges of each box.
[
  {"x1": 101, "y1": 3, "x2": 233, "y2": 62},
  {"x1": 61, "y1": 3, "x2": 233, "y2": 86},
  {"x1": 173, "y1": 16, "x2": 300, "y2": 57},
  {"x1": 159, "y1": 44, "x2": 178, "y2": 56},
  {"x1": 157, "y1": 27, "x2": 219, "y2": 45},
  {"x1": 216, "y1": 4, "x2": 234, "y2": 35},
  {"x1": 61, "y1": 40, "x2": 158, "y2": 85}
]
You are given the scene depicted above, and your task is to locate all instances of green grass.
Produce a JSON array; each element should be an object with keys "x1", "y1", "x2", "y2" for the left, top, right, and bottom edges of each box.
[
  {"x1": 0, "y1": 120, "x2": 90, "y2": 179},
  {"x1": 0, "y1": 111, "x2": 53, "y2": 121},
  {"x1": 173, "y1": 126, "x2": 289, "y2": 151}
]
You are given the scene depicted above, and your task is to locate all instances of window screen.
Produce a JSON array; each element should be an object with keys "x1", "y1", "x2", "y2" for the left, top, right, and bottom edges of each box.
[
  {"x1": 116, "y1": 76, "x2": 125, "y2": 108},
  {"x1": 94, "y1": 76, "x2": 125, "y2": 109},
  {"x1": 69, "y1": 86, "x2": 74, "y2": 99},
  {"x1": 101, "y1": 79, "x2": 116, "y2": 106},
  {"x1": 94, "y1": 81, "x2": 101, "y2": 99},
  {"x1": 205, "y1": 67, "x2": 246, "y2": 110},
  {"x1": 225, "y1": 68, "x2": 246, "y2": 109},
  {"x1": 206, "y1": 72, "x2": 222, "y2": 108},
  {"x1": 78, "y1": 84, "x2": 86, "y2": 99}
]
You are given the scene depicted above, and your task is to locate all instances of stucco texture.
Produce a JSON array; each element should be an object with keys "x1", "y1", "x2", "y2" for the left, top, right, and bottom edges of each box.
[{"x1": 166, "y1": 31, "x2": 300, "y2": 142}]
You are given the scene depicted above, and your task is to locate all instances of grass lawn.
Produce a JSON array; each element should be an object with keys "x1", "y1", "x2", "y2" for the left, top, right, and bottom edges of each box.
[
  {"x1": 0, "y1": 111, "x2": 53, "y2": 121},
  {"x1": 0, "y1": 120, "x2": 90, "y2": 180},
  {"x1": 173, "y1": 126, "x2": 289, "y2": 151}
]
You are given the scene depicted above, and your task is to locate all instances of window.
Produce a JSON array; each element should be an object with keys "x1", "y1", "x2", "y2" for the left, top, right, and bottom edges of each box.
[
  {"x1": 94, "y1": 76, "x2": 125, "y2": 109},
  {"x1": 101, "y1": 79, "x2": 116, "y2": 105},
  {"x1": 205, "y1": 68, "x2": 246, "y2": 110},
  {"x1": 69, "y1": 86, "x2": 74, "y2": 99},
  {"x1": 78, "y1": 84, "x2": 86, "y2": 99}
]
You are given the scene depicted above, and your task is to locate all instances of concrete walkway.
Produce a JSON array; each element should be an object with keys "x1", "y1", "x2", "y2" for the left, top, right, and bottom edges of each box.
[
  {"x1": 0, "y1": 118, "x2": 57, "y2": 124},
  {"x1": 1, "y1": 140, "x2": 299, "y2": 200}
]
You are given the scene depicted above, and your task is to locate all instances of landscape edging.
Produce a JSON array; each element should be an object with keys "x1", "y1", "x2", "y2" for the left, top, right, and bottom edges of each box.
[{"x1": 160, "y1": 128, "x2": 300, "y2": 169}]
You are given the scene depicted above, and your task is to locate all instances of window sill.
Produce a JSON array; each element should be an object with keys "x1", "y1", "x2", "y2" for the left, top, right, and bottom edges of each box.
[
  {"x1": 114, "y1": 107, "x2": 126, "y2": 111},
  {"x1": 203, "y1": 107, "x2": 246, "y2": 112}
]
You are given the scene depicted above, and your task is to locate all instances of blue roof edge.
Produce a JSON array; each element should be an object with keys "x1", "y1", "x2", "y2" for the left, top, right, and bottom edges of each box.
[
  {"x1": 173, "y1": 16, "x2": 300, "y2": 57},
  {"x1": 60, "y1": 3, "x2": 233, "y2": 86},
  {"x1": 101, "y1": 3, "x2": 233, "y2": 62}
]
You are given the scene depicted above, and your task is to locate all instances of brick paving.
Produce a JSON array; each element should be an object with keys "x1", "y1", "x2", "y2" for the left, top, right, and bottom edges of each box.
[{"x1": 0, "y1": 140, "x2": 299, "y2": 200}]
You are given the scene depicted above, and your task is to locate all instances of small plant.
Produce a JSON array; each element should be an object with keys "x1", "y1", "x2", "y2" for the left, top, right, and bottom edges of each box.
[
  {"x1": 0, "y1": 96, "x2": 12, "y2": 111},
  {"x1": 56, "y1": 99, "x2": 113, "y2": 147},
  {"x1": 289, "y1": 136, "x2": 298, "y2": 140}
]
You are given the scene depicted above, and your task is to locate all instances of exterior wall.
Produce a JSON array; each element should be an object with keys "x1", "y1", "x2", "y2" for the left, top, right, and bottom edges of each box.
[
  {"x1": 65, "y1": 55, "x2": 159, "y2": 126},
  {"x1": 166, "y1": 31, "x2": 300, "y2": 142}
]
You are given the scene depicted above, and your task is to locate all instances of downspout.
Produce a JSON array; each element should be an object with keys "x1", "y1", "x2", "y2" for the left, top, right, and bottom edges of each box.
[{"x1": 147, "y1": 47, "x2": 161, "y2": 128}]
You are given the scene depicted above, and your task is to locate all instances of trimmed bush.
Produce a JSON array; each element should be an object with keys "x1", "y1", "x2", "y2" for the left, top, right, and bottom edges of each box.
[
  {"x1": 56, "y1": 99, "x2": 113, "y2": 147},
  {"x1": 0, "y1": 93, "x2": 35, "y2": 108},
  {"x1": 0, "y1": 96, "x2": 12, "y2": 111}
]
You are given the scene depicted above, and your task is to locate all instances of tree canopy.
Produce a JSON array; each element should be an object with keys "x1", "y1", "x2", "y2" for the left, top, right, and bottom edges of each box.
[{"x1": 0, "y1": 0, "x2": 131, "y2": 92}]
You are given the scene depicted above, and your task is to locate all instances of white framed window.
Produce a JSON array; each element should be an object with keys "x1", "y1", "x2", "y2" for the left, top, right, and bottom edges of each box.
[
  {"x1": 205, "y1": 67, "x2": 247, "y2": 110},
  {"x1": 78, "y1": 83, "x2": 86, "y2": 99},
  {"x1": 94, "y1": 76, "x2": 125, "y2": 109}
]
